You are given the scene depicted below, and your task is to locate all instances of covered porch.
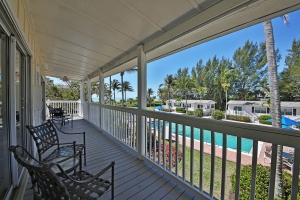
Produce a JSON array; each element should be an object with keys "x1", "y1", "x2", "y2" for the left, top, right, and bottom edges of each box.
[{"x1": 0, "y1": 0, "x2": 300, "y2": 199}]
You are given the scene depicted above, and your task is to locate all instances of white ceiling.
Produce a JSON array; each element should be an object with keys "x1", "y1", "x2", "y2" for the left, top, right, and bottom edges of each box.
[{"x1": 25, "y1": 0, "x2": 300, "y2": 81}]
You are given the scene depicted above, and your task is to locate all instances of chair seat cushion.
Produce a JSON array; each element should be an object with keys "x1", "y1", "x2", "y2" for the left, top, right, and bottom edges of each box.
[
  {"x1": 62, "y1": 171, "x2": 111, "y2": 199},
  {"x1": 43, "y1": 144, "x2": 85, "y2": 162}
]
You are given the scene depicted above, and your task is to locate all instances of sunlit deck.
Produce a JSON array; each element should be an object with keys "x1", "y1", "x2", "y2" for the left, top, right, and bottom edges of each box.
[{"x1": 22, "y1": 118, "x2": 196, "y2": 200}]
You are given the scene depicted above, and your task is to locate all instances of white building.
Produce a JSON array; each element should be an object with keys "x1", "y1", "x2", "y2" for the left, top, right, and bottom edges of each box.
[
  {"x1": 164, "y1": 99, "x2": 216, "y2": 115},
  {"x1": 227, "y1": 100, "x2": 300, "y2": 121}
]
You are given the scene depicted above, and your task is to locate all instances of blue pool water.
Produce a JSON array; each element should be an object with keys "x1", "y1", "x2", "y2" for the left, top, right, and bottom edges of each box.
[{"x1": 151, "y1": 121, "x2": 253, "y2": 153}]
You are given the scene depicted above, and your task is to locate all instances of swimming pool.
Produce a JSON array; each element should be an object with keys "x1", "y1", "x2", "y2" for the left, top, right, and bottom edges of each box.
[{"x1": 151, "y1": 121, "x2": 253, "y2": 153}]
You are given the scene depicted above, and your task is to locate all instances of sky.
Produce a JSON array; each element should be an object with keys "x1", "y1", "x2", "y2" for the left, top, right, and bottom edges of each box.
[{"x1": 49, "y1": 10, "x2": 300, "y2": 101}]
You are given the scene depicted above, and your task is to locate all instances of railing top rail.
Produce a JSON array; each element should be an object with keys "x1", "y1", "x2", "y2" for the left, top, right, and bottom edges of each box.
[
  {"x1": 46, "y1": 100, "x2": 79, "y2": 102},
  {"x1": 103, "y1": 105, "x2": 300, "y2": 148}
]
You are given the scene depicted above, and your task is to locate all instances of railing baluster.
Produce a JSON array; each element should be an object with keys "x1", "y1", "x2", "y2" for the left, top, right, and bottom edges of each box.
[
  {"x1": 183, "y1": 125, "x2": 186, "y2": 181},
  {"x1": 235, "y1": 136, "x2": 242, "y2": 200},
  {"x1": 149, "y1": 118, "x2": 152, "y2": 160},
  {"x1": 190, "y1": 127, "x2": 194, "y2": 186},
  {"x1": 250, "y1": 140, "x2": 258, "y2": 200},
  {"x1": 291, "y1": 148, "x2": 300, "y2": 199},
  {"x1": 145, "y1": 116, "x2": 148, "y2": 157},
  {"x1": 169, "y1": 123, "x2": 172, "y2": 172},
  {"x1": 158, "y1": 120, "x2": 161, "y2": 166},
  {"x1": 269, "y1": 144, "x2": 277, "y2": 199},
  {"x1": 175, "y1": 123, "x2": 179, "y2": 176},
  {"x1": 153, "y1": 118, "x2": 157, "y2": 163},
  {"x1": 221, "y1": 133, "x2": 227, "y2": 200},
  {"x1": 162, "y1": 120, "x2": 166, "y2": 169},
  {"x1": 199, "y1": 128, "x2": 204, "y2": 191},
  {"x1": 210, "y1": 131, "x2": 215, "y2": 198}
]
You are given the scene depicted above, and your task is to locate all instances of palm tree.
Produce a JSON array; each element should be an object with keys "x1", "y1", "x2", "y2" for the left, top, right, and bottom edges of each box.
[
  {"x1": 111, "y1": 79, "x2": 120, "y2": 104},
  {"x1": 157, "y1": 87, "x2": 167, "y2": 106},
  {"x1": 122, "y1": 81, "x2": 134, "y2": 103},
  {"x1": 120, "y1": 67, "x2": 137, "y2": 106},
  {"x1": 174, "y1": 68, "x2": 194, "y2": 115},
  {"x1": 160, "y1": 74, "x2": 175, "y2": 112},
  {"x1": 263, "y1": 18, "x2": 285, "y2": 199},
  {"x1": 220, "y1": 69, "x2": 233, "y2": 119},
  {"x1": 147, "y1": 88, "x2": 154, "y2": 107},
  {"x1": 260, "y1": 77, "x2": 270, "y2": 100}
]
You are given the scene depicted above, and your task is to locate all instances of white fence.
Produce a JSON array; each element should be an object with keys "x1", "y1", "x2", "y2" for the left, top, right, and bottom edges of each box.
[
  {"x1": 226, "y1": 110, "x2": 258, "y2": 122},
  {"x1": 100, "y1": 105, "x2": 300, "y2": 200},
  {"x1": 46, "y1": 100, "x2": 80, "y2": 117}
]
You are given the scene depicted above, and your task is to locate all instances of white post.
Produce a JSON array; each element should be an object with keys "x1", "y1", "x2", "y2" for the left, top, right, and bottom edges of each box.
[
  {"x1": 87, "y1": 78, "x2": 91, "y2": 121},
  {"x1": 99, "y1": 70, "x2": 104, "y2": 131},
  {"x1": 9, "y1": 35, "x2": 18, "y2": 186},
  {"x1": 79, "y1": 81, "x2": 84, "y2": 117},
  {"x1": 137, "y1": 44, "x2": 147, "y2": 159}
]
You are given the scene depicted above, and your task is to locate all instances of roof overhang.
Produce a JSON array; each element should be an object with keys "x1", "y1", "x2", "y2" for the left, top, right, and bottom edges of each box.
[{"x1": 22, "y1": 0, "x2": 300, "y2": 81}]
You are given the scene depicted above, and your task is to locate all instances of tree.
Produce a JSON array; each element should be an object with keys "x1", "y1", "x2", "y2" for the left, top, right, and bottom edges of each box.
[
  {"x1": 147, "y1": 88, "x2": 154, "y2": 107},
  {"x1": 122, "y1": 81, "x2": 134, "y2": 102},
  {"x1": 220, "y1": 68, "x2": 233, "y2": 119},
  {"x1": 160, "y1": 74, "x2": 175, "y2": 112},
  {"x1": 157, "y1": 87, "x2": 168, "y2": 105},
  {"x1": 232, "y1": 40, "x2": 268, "y2": 100},
  {"x1": 174, "y1": 68, "x2": 194, "y2": 115},
  {"x1": 259, "y1": 77, "x2": 270, "y2": 100},
  {"x1": 120, "y1": 67, "x2": 137, "y2": 106},
  {"x1": 111, "y1": 79, "x2": 121, "y2": 104},
  {"x1": 279, "y1": 39, "x2": 300, "y2": 101},
  {"x1": 263, "y1": 19, "x2": 283, "y2": 199}
]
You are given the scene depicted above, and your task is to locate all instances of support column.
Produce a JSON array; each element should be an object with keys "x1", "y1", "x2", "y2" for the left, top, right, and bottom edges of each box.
[
  {"x1": 137, "y1": 44, "x2": 147, "y2": 159},
  {"x1": 79, "y1": 81, "x2": 84, "y2": 117},
  {"x1": 99, "y1": 70, "x2": 104, "y2": 131},
  {"x1": 87, "y1": 78, "x2": 91, "y2": 121},
  {"x1": 9, "y1": 35, "x2": 18, "y2": 186}
]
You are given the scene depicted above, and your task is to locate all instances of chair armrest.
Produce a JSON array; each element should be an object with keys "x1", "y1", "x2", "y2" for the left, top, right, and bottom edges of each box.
[
  {"x1": 9, "y1": 145, "x2": 45, "y2": 164},
  {"x1": 50, "y1": 119, "x2": 85, "y2": 135},
  {"x1": 55, "y1": 161, "x2": 115, "y2": 184},
  {"x1": 33, "y1": 134, "x2": 75, "y2": 146}
]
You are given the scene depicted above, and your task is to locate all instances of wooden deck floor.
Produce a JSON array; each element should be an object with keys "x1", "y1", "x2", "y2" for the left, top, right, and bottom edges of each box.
[{"x1": 22, "y1": 118, "x2": 197, "y2": 200}]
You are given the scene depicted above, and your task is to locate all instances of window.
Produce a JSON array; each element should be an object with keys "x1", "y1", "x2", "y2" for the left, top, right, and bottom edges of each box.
[
  {"x1": 234, "y1": 106, "x2": 242, "y2": 111},
  {"x1": 197, "y1": 104, "x2": 203, "y2": 108},
  {"x1": 187, "y1": 104, "x2": 191, "y2": 108},
  {"x1": 282, "y1": 108, "x2": 293, "y2": 115},
  {"x1": 211, "y1": 104, "x2": 214, "y2": 109},
  {"x1": 174, "y1": 103, "x2": 181, "y2": 107},
  {"x1": 168, "y1": 103, "x2": 172, "y2": 106}
]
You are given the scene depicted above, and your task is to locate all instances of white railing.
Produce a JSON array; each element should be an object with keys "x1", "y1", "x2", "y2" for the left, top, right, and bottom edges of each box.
[
  {"x1": 226, "y1": 110, "x2": 257, "y2": 122},
  {"x1": 89, "y1": 103, "x2": 100, "y2": 127},
  {"x1": 46, "y1": 100, "x2": 80, "y2": 117},
  {"x1": 102, "y1": 107, "x2": 138, "y2": 151},
  {"x1": 97, "y1": 105, "x2": 300, "y2": 200}
]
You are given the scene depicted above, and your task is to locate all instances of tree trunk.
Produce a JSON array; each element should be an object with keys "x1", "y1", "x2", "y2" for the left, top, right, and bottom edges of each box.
[
  {"x1": 121, "y1": 72, "x2": 124, "y2": 106},
  {"x1": 263, "y1": 20, "x2": 284, "y2": 199},
  {"x1": 110, "y1": 76, "x2": 112, "y2": 105},
  {"x1": 225, "y1": 90, "x2": 227, "y2": 120},
  {"x1": 168, "y1": 89, "x2": 171, "y2": 112},
  {"x1": 113, "y1": 90, "x2": 116, "y2": 105},
  {"x1": 185, "y1": 92, "x2": 188, "y2": 115}
]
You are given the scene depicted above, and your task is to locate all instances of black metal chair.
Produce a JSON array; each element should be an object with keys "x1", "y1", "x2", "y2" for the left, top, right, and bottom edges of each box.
[
  {"x1": 26, "y1": 119, "x2": 86, "y2": 165},
  {"x1": 9, "y1": 145, "x2": 114, "y2": 200}
]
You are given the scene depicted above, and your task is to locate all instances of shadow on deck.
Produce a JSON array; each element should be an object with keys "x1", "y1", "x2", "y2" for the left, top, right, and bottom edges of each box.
[{"x1": 23, "y1": 117, "x2": 197, "y2": 200}]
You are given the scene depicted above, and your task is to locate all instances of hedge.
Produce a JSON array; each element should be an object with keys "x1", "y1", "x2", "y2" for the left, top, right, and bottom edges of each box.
[
  {"x1": 187, "y1": 111, "x2": 194, "y2": 116},
  {"x1": 176, "y1": 107, "x2": 186, "y2": 113},
  {"x1": 194, "y1": 109, "x2": 204, "y2": 117},
  {"x1": 211, "y1": 110, "x2": 224, "y2": 120},
  {"x1": 259, "y1": 115, "x2": 272, "y2": 125},
  {"x1": 230, "y1": 164, "x2": 300, "y2": 200},
  {"x1": 227, "y1": 115, "x2": 251, "y2": 122}
]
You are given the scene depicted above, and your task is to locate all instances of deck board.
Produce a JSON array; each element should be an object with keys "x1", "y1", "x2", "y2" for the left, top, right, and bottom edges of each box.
[{"x1": 22, "y1": 118, "x2": 195, "y2": 200}]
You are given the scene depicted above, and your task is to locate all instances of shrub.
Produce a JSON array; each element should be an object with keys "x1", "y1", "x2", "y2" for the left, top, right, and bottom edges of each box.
[
  {"x1": 259, "y1": 115, "x2": 272, "y2": 125},
  {"x1": 176, "y1": 107, "x2": 186, "y2": 113},
  {"x1": 230, "y1": 164, "x2": 300, "y2": 200},
  {"x1": 211, "y1": 110, "x2": 224, "y2": 120},
  {"x1": 194, "y1": 109, "x2": 204, "y2": 117},
  {"x1": 227, "y1": 115, "x2": 251, "y2": 122},
  {"x1": 187, "y1": 111, "x2": 194, "y2": 116},
  {"x1": 154, "y1": 144, "x2": 183, "y2": 168}
]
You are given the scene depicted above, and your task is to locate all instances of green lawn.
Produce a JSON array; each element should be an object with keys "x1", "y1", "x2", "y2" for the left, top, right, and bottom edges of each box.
[
  {"x1": 146, "y1": 106, "x2": 156, "y2": 110},
  {"x1": 176, "y1": 145, "x2": 236, "y2": 200}
]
